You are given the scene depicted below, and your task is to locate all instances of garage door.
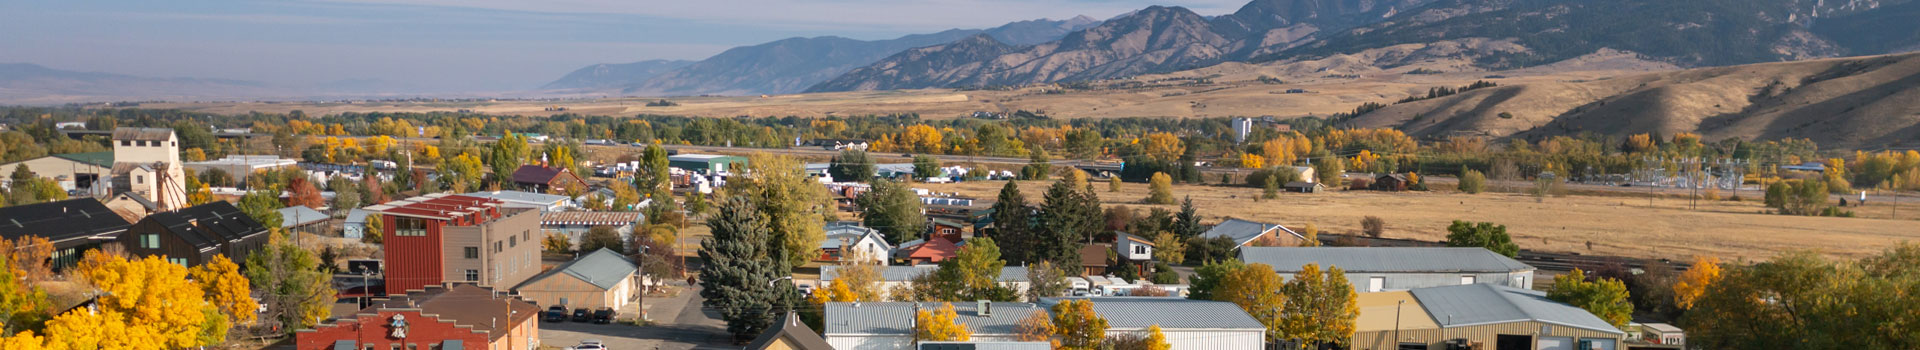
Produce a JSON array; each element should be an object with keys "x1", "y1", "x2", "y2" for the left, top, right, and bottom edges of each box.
[
  {"x1": 1579, "y1": 338, "x2": 1617, "y2": 350},
  {"x1": 1536, "y1": 336, "x2": 1573, "y2": 350}
]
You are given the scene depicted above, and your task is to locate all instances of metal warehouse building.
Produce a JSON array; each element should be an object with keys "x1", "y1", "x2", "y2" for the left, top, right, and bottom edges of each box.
[
  {"x1": 1239, "y1": 247, "x2": 1536, "y2": 292},
  {"x1": 1352, "y1": 284, "x2": 1626, "y2": 350},
  {"x1": 667, "y1": 154, "x2": 748, "y2": 174}
]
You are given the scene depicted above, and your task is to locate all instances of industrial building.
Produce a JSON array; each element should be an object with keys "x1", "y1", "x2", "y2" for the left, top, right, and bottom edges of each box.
[
  {"x1": 667, "y1": 154, "x2": 748, "y2": 175},
  {"x1": 1350, "y1": 284, "x2": 1625, "y2": 350},
  {"x1": 1239, "y1": 247, "x2": 1536, "y2": 292}
]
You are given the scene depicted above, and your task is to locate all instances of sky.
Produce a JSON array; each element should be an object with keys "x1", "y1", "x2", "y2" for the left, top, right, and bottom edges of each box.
[{"x1": 0, "y1": 0, "x2": 1247, "y2": 93}]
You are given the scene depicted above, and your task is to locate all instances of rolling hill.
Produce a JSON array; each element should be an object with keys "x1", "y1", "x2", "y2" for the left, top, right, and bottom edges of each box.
[{"x1": 0, "y1": 63, "x2": 286, "y2": 104}]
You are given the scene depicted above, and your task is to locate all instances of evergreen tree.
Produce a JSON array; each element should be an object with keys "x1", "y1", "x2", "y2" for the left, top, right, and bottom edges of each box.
[
  {"x1": 699, "y1": 196, "x2": 801, "y2": 342},
  {"x1": 1035, "y1": 171, "x2": 1098, "y2": 266},
  {"x1": 1172, "y1": 196, "x2": 1203, "y2": 239},
  {"x1": 989, "y1": 181, "x2": 1034, "y2": 264},
  {"x1": 857, "y1": 178, "x2": 927, "y2": 244},
  {"x1": 828, "y1": 149, "x2": 876, "y2": 183}
]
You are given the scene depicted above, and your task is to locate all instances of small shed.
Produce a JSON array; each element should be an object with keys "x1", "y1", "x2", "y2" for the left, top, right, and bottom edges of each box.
[
  {"x1": 342, "y1": 209, "x2": 370, "y2": 239},
  {"x1": 1283, "y1": 181, "x2": 1324, "y2": 193},
  {"x1": 1372, "y1": 173, "x2": 1409, "y2": 191}
]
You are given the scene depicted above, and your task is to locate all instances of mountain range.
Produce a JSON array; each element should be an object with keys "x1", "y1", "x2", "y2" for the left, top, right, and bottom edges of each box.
[
  {"x1": 543, "y1": 16, "x2": 1101, "y2": 95},
  {"x1": 801, "y1": 0, "x2": 1920, "y2": 93},
  {"x1": 0, "y1": 63, "x2": 285, "y2": 104}
]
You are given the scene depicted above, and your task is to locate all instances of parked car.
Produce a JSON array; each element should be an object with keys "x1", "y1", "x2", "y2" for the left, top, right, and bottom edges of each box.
[
  {"x1": 544, "y1": 306, "x2": 568, "y2": 322},
  {"x1": 592, "y1": 308, "x2": 614, "y2": 324},
  {"x1": 797, "y1": 284, "x2": 815, "y2": 296},
  {"x1": 571, "y1": 308, "x2": 592, "y2": 322},
  {"x1": 571, "y1": 343, "x2": 605, "y2": 350}
]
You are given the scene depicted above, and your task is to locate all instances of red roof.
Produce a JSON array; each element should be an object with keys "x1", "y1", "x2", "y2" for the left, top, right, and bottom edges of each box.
[{"x1": 906, "y1": 238, "x2": 960, "y2": 262}]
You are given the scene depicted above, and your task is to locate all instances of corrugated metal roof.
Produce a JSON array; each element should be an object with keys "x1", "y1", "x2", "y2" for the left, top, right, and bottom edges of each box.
[
  {"x1": 919, "y1": 342, "x2": 1051, "y2": 350},
  {"x1": 112, "y1": 127, "x2": 173, "y2": 141},
  {"x1": 344, "y1": 209, "x2": 370, "y2": 224},
  {"x1": 1410, "y1": 284, "x2": 1623, "y2": 334},
  {"x1": 821, "y1": 223, "x2": 891, "y2": 250},
  {"x1": 52, "y1": 152, "x2": 114, "y2": 168},
  {"x1": 540, "y1": 211, "x2": 643, "y2": 226},
  {"x1": 1239, "y1": 247, "x2": 1534, "y2": 273},
  {"x1": 276, "y1": 206, "x2": 329, "y2": 228},
  {"x1": 1200, "y1": 218, "x2": 1302, "y2": 246},
  {"x1": 821, "y1": 265, "x2": 1027, "y2": 283},
  {"x1": 463, "y1": 190, "x2": 569, "y2": 205},
  {"x1": 824, "y1": 302, "x2": 1048, "y2": 336},
  {"x1": 518, "y1": 248, "x2": 637, "y2": 290},
  {"x1": 1039, "y1": 297, "x2": 1264, "y2": 330}
]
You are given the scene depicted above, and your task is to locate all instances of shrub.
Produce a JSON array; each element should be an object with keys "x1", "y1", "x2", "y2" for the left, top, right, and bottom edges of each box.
[
  {"x1": 1459, "y1": 168, "x2": 1488, "y2": 194},
  {"x1": 1361, "y1": 216, "x2": 1385, "y2": 238}
]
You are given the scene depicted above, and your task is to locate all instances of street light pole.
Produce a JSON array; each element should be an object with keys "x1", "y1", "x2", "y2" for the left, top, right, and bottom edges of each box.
[{"x1": 1394, "y1": 299, "x2": 1404, "y2": 349}]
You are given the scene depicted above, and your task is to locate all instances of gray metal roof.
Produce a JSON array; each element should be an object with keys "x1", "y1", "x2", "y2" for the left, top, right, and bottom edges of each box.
[
  {"x1": 1039, "y1": 297, "x2": 1264, "y2": 330},
  {"x1": 822, "y1": 265, "x2": 1027, "y2": 283},
  {"x1": 1199, "y1": 218, "x2": 1302, "y2": 246},
  {"x1": 919, "y1": 342, "x2": 1051, "y2": 350},
  {"x1": 821, "y1": 223, "x2": 891, "y2": 250},
  {"x1": 824, "y1": 302, "x2": 1048, "y2": 336},
  {"x1": 517, "y1": 248, "x2": 637, "y2": 290},
  {"x1": 1239, "y1": 247, "x2": 1534, "y2": 273},
  {"x1": 343, "y1": 209, "x2": 370, "y2": 224},
  {"x1": 1410, "y1": 284, "x2": 1624, "y2": 334},
  {"x1": 275, "y1": 206, "x2": 329, "y2": 228}
]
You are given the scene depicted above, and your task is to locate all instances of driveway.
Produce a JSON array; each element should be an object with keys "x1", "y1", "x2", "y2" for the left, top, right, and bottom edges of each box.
[{"x1": 540, "y1": 283, "x2": 733, "y2": 350}]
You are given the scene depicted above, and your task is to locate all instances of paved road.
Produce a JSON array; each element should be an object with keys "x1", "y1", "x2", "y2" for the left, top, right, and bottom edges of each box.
[{"x1": 539, "y1": 284, "x2": 732, "y2": 350}]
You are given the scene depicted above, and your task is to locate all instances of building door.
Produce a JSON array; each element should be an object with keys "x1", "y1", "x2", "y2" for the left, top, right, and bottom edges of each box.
[
  {"x1": 1461, "y1": 275, "x2": 1477, "y2": 285},
  {"x1": 1578, "y1": 338, "x2": 1616, "y2": 350},
  {"x1": 1369, "y1": 277, "x2": 1386, "y2": 292},
  {"x1": 1496, "y1": 335, "x2": 1532, "y2": 350},
  {"x1": 1535, "y1": 336, "x2": 1573, "y2": 350}
]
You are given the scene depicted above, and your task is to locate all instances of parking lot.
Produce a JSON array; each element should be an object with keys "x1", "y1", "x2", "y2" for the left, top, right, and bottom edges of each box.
[{"x1": 537, "y1": 283, "x2": 733, "y2": 350}]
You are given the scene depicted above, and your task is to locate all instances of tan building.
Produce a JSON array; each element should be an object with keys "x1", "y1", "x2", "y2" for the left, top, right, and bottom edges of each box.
[
  {"x1": 1351, "y1": 284, "x2": 1626, "y2": 350},
  {"x1": 110, "y1": 128, "x2": 185, "y2": 211},
  {"x1": 513, "y1": 248, "x2": 637, "y2": 310},
  {"x1": 367, "y1": 194, "x2": 544, "y2": 293},
  {"x1": 0, "y1": 152, "x2": 113, "y2": 195}
]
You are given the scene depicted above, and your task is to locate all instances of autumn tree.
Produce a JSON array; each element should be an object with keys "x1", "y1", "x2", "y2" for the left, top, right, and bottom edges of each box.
[
  {"x1": 438, "y1": 152, "x2": 485, "y2": 193},
  {"x1": 828, "y1": 149, "x2": 876, "y2": 183},
  {"x1": 926, "y1": 237, "x2": 1015, "y2": 301},
  {"x1": 0, "y1": 249, "x2": 52, "y2": 334},
  {"x1": 0, "y1": 236, "x2": 52, "y2": 285},
  {"x1": 914, "y1": 303, "x2": 972, "y2": 342},
  {"x1": 1187, "y1": 258, "x2": 1245, "y2": 301},
  {"x1": 1015, "y1": 310, "x2": 1057, "y2": 345},
  {"x1": 1548, "y1": 269, "x2": 1633, "y2": 329},
  {"x1": 1145, "y1": 172, "x2": 1174, "y2": 204},
  {"x1": 487, "y1": 132, "x2": 529, "y2": 186},
  {"x1": 1152, "y1": 232, "x2": 1185, "y2": 265},
  {"x1": 185, "y1": 174, "x2": 213, "y2": 206},
  {"x1": 1279, "y1": 263, "x2": 1358, "y2": 347},
  {"x1": 580, "y1": 226, "x2": 625, "y2": 253},
  {"x1": 190, "y1": 255, "x2": 256, "y2": 325},
  {"x1": 1217, "y1": 263, "x2": 1286, "y2": 340},
  {"x1": 857, "y1": 178, "x2": 926, "y2": 244},
  {"x1": 724, "y1": 153, "x2": 832, "y2": 268},
  {"x1": 45, "y1": 255, "x2": 220, "y2": 348},
  {"x1": 245, "y1": 241, "x2": 333, "y2": 334},
  {"x1": 1025, "y1": 261, "x2": 1069, "y2": 301},
  {"x1": 1107, "y1": 324, "x2": 1172, "y2": 350},
  {"x1": 1459, "y1": 168, "x2": 1487, "y2": 194},
  {"x1": 1298, "y1": 223, "x2": 1320, "y2": 247},
  {"x1": 1140, "y1": 132, "x2": 1185, "y2": 163},
  {"x1": 1052, "y1": 299, "x2": 1109, "y2": 350},
  {"x1": 1672, "y1": 256, "x2": 1723, "y2": 310}
]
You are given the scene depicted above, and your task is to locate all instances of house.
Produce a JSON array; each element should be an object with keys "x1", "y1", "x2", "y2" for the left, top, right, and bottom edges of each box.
[
  {"x1": 365, "y1": 193, "x2": 543, "y2": 293},
  {"x1": 121, "y1": 201, "x2": 271, "y2": 267},
  {"x1": 101, "y1": 191, "x2": 158, "y2": 222},
  {"x1": 1349, "y1": 284, "x2": 1625, "y2": 350},
  {"x1": 896, "y1": 237, "x2": 960, "y2": 265},
  {"x1": 1238, "y1": 247, "x2": 1536, "y2": 293},
  {"x1": 1079, "y1": 243, "x2": 1112, "y2": 276},
  {"x1": 1113, "y1": 231, "x2": 1154, "y2": 272},
  {"x1": 820, "y1": 222, "x2": 891, "y2": 265},
  {"x1": 509, "y1": 165, "x2": 586, "y2": 194},
  {"x1": 667, "y1": 154, "x2": 749, "y2": 175},
  {"x1": 929, "y1": 218, "x2": 967, "y2": 241},
  {"x1": 513, "y1": 248, "x2": 637, "y2": 310},
  {"x1": 818, "y1": 265, "x2": 1029, "y2": 301},
  {"x1": 747, "y1": 311, "x2": 835, "y2": 350},
  {"x1": 0, "y1": 198, "x2": 132, "y2": 270},
  {"x1": 463, "y1": 191, "x2": 573, "y2": 212},
  {"x1": 1632, "y1": 323, "x2": 1684, "y2": 347},
  {"x1": 0, "y1": 151, "x2": 113, "y2": 195},
  {"x1": 277, "y1": 205, "x2": 330, "y2": 236},
  {"x1": 1372, "y1": 173, "x2": 1410, "y2": 191},
  {"x1": 110, "y1": 127, "x2": 186, "y2": 211},
  {"x1": 342, "y1": 209, "x2": 371, "y2": 239},
  {"x1": 824, "y1": 301, "x2": 1048, "y2": 350},
  {"x1": 1039, "y1": 297, "x2": 1266, "y2": 350},
  {"x1": 1198, "y1": 218, "x2": 1307, "y2": 248},
  {"x1": 539, "y1": 211, "x2": 644, "y2": 249},
  {"x1": 184, "y1": 155, "x2": 298, "y2": 184},
  {"x1": 1283, "y1": 181, "x2": 1325, "y2": 193},
  {"x1": 295, "y1": 284, "x2": 541, "y2": 350}
]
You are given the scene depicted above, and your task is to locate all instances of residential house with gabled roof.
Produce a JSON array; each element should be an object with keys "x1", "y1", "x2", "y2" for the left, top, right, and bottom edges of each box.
[
  {"x1": 820, "y1": 222, "x2": 890, "y2": 265},
  {"x1": 509, "y1": 165, "x2": 585, "y2": 195},
  {"x1": 1198, "y1": 218, "x2": 1306, "y2": 248},
  {"x1": 894, "y1": 237, "x2": 959, "y2": 265},
  {"x1": 296, "y1": 283, "x2": 541, "y2": 350},
  {"x1": 513, "y1": 248, "x2": 638, "y2": 310},
  {"x1": 0, "y1": 198, "x2": 132, "y2": 270},
  {"x1": 121, "y1": 201, "x2": 270, "y2": 267},
  {"x1": 1113, "y1": 231, "x2": 1155, "y2": 272},
  {"x1": 1238, "y1": 247, "x2": 1536, "y2": 293}
]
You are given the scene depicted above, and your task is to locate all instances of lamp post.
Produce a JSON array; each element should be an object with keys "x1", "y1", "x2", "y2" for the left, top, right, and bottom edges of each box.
[{"x1": 1394, "y1": 299, "x2": 1404, "y2": 350}]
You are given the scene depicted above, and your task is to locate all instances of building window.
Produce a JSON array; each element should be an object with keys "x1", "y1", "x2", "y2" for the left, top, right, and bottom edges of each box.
[
  {"x1": 1461, "y1": 275, "x2": 1477, "y2": 285},
  {"x1": 393, "y1": 217, "x2": 427, "y2": 236},
  {"x1": 465, "y1": 270, "x2": 479, "y2": 281},
  {"x1": 494, "y1": 241, "x2": 502, "y2": 253},
  {"x1": 135, "y1": 175, "x2": 144, "y2": 184},
  {"x1": 559, "y1": 297, "x2": 569, "y2": 306},
  {"x1": 139, "y1": 234, "x2": 159, "y2": 249},
  {"x1": 168, "y1": 258, "x2": 187, "y2": 266},
  {"x1": 464, "y1": 247, "x2": 479, "y2": 259},
  {"x1": 509, "y1": 235, "x2": 517, "y2": 247},
  {"x1": 120, "y1": 140, "x2": 130, "y2": 146}
]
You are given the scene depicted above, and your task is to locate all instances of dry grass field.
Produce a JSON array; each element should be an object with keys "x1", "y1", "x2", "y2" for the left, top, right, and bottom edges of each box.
[{"x1": 913, "y1": 180, "x2": 1920, "y2": 262}]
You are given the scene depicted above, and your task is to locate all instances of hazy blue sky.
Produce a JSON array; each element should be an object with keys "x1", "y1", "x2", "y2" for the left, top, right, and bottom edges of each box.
[{"x1": 0, "y1": 0, "x2": 1245, "y2": 92}]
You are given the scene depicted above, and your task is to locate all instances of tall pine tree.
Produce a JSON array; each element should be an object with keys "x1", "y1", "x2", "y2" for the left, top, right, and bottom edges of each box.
[
  {"x1": 699, "y1": 196, "x2": 801, "y2": 342},
  {"x1": 989, "y1": 181, "x2": 1033, "y2": 264},
  {"x1": 1172, "y1": 196, "x2": 1203, "y2": 239},
  {"x1": 1035, "y1": 171, "x2": 1100, "y2": 266}
]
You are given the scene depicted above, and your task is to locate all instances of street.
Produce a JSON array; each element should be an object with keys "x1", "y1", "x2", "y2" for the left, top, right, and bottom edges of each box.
[{"x1": 540, "y1": 282, "x2": 733, "y2": 350}]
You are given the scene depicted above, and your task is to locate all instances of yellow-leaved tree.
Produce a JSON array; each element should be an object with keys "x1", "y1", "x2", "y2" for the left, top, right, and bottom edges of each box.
[
  {"x1": 1279, "y1": 263, "x2": 1359, "y2": 348},
  {"x1": 1015, "y1": 310, "x2": 1056, "y2": 345},
  {"x1": 1144, "y1": 324, "x2": 1172, "y2": 350},
  {"x1": 1052, "y1": 299, "x2": 1108, "y2": 350},
  {"x1": 190, "y1": 255, "x2": 256, "y2": 324},
  {"x1": 914, "y1": 302, "x2": 971, "y2": 342},
  {"x1": 1219, "y1": 263, "x2": 1286, "y2": 340},
  {"x1": 1672, "y1": 256, "x2": 1723, "y2": 310},
  {"x1": 45, "y1": 255, "x2": 219, "y2": 349}
]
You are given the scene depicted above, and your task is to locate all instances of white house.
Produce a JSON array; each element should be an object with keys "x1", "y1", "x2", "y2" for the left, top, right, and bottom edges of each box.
[
  {"x1": 1239, "y1": 247, "x2": 1537, "y2": 292},
  {"x1": 822, "y1": 222, "x2": 892, "y2": 265},
  {"x1": 1114, "y1": 231, "x2": 1154, "y2": 261}
]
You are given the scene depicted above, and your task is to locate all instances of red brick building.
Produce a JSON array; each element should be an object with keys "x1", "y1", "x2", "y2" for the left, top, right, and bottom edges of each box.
[
  {"x1": 366, "y1": 194, "x2": 543, "y2": 294},
  {"x1": 297, "y1": 284, "x2": 541, "y2": 350}
]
